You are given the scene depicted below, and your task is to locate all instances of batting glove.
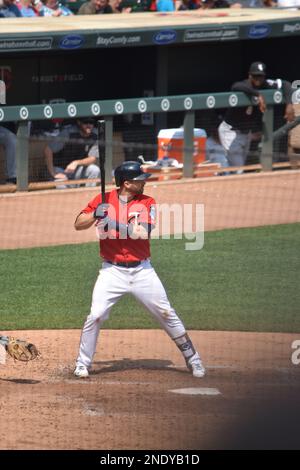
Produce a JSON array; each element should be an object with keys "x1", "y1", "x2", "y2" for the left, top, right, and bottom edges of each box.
[{"x1": 94, "y1": 203, "x2": 109, "y2": 219}]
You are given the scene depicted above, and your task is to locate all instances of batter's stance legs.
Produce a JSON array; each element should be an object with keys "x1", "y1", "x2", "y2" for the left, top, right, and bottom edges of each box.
[
  {"x1": 75, "y1": 322, "x2": 205, "y2": 379},
  {"x1": 74, "y1": 262, "x2": 206, "y2": 378}
]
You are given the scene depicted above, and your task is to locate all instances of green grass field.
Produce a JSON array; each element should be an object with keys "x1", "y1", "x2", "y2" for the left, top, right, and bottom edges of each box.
[{"x1": 0, "y1": 223, "x2": 299, "y2": 332}]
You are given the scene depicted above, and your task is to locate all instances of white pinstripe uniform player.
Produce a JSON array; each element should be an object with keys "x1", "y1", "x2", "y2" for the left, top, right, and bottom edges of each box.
[{"x1": 74, "y1": 161, "x2": 205, "y2": 378}]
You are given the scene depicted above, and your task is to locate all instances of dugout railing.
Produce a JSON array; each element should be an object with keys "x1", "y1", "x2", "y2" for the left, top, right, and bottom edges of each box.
[{"x1": 0, "y1": 88, "x2": 299, "y2": 192}]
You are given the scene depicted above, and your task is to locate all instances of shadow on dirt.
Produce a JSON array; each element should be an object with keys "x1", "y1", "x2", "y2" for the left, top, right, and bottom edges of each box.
[
  {"x1": 92, "y1": 358, "x2": 184, "y2": 374},
  {"x1": 0, "y1": 378, "x2": 40, "y2": 384}
]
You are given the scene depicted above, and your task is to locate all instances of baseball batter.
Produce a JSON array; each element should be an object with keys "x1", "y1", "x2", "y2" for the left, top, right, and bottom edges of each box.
[{"x1": 74, "y1": 161, "x2": 205, "y2": 379}]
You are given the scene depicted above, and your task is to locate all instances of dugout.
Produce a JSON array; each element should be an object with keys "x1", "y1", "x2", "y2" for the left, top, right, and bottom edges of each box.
[
  {"x1": 1, "y1": 10, "x2": 300, "y2": 105},
  {"x1": 1, "y1": 9, "x2": 300, "y2": 184}
]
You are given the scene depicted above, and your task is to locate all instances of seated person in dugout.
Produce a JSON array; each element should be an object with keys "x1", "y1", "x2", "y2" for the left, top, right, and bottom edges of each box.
[
  {"x1": 0, "y1": 124, "x2": 17, "y2": 185},
  {"x1": 44, "y1": 117, "x2": 100, "y2": 187}
]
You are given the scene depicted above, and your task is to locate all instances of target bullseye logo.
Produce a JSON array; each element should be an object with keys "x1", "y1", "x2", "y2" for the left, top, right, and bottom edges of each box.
[
  {"x1": 229, "y1": 94, "x2": 238, "y2": 107},
  {"x1": 273, "y1": 91, "x2": 282, "y2": 104},
  {"x1": 44, "y1": 105, "x2": 53, "y2": 119},
  {"x1": 138, "y1": 100, "x2": 147, "y2": 113},
  {"x1": 206, "y1": 96, "x2": 215, "y2": 109},
  {"x1": 292, "y1": 88, "x2": 300, "y2": 104},
  {"x1": 115, "y1": 101, "x2": 124, "y2": 114},
  {"x1": 20, "y1": 107, "x2": 29, "y2": 120},
  {"x1": 68, "y1": 104, "x2": 77, "y2": 117},
  {"x1": 161, "y1": 98, "x2": 170, "y2": 111},
  {"x1": 184, "y1": 97, "x2": 193, "y2": 110},
  {"x1": 0, "y1": 109, "x2": 4, "y2": 121},
  {"x1": 91, "y1": 103, "x2": 101, "y2": 115}
]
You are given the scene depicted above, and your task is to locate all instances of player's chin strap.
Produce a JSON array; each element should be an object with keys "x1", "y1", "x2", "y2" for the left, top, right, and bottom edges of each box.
[{"x1": 173, "y1": 333, "x2": 196, "y2": 363}]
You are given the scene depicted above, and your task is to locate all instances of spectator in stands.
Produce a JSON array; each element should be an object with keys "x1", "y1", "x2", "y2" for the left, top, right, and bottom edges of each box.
[
  {"x1": 78, "y1": 0, "x2": 113, "y2": 14},
  {"x1": 0, "y1": 125, "x2": 17, "y2": 185},
  {"x1": 0, "y1": 0, "x2": 22, "y2": 16},
  {"x1": 201, "y1": 0, "x2": 253, "y2": 7},
  {"x1": 277, "y1": 0, "x2": 300, "y2": 7},
  {"x1": 44, "y1": 118, "x2": 100, "y2": 188},
  {"x1": 177, "y1": 0, "x2": 201, "y2": 9},
  {"x1": 131, "y1": 0, "x2": 153, "y2": 11},
  {"x1": 218, "y1": 61, "x2": 295, "y2": 169},
  {"x1": 110, "y1": 0, "x2": 132, "y2": 12},
  {"x1": 201, "y1": 0, "x2": 230, "y2": 7},
  {"x1": 226, "y1": 0, "x2": 274, "y2": 6},
  {"x1": 39, "y1": 0, "x2": 73, "y2": 16},
  {"x1": 17, "y1": 0, "x2": 39, "y2": 16},
  {"x1": 199, "y1": 0, "x2": 268, "y2": 7},
  {"x1": 156, "y1": 0, "x2": 175, "y2": 11}
]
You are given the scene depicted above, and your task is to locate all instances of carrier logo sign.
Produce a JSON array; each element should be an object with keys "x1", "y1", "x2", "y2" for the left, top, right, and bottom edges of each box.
[
  {"x1": 59, "y1": 35, "x2": 84, "y2": 49},
  {"x1": 153, "y1": 30, "x2": 177, "y2": 45},
  {"x1": 248, "y1": 24, "x2": 270, "y2": 39}
]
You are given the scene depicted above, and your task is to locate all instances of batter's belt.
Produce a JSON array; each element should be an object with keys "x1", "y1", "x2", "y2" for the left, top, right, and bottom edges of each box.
[{"x1": 105, "y1": 260, "x2": 144, "y2": 268}]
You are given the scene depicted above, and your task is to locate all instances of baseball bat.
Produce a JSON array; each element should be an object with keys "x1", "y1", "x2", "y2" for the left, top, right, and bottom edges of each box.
[{"x1": 97, "y1": 120, "x2": 106, "y2": 203}]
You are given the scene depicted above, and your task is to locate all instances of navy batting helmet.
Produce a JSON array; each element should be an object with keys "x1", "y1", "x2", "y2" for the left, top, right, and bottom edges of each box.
[{"x1": 114, "y1": 161, "x2": 152, "y2": 187}]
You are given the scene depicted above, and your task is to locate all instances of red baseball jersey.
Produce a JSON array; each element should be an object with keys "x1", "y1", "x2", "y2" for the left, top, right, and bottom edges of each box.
[{"x1": 81, "y1": 189, "x2": 156, "y2": 263}]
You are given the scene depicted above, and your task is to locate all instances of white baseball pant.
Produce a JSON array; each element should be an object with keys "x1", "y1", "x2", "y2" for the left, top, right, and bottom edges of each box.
[
  {"x1": 76, "y1": 260, "x2": 188, "y2": 368},
  {"x1": 218, "y1": 121, "x2": 251, "y2": 167}
]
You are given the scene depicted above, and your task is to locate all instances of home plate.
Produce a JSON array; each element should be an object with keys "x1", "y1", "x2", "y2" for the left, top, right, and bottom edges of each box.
[{"x1": 169, "y1": 387, "x2": 221, "y2": 396}]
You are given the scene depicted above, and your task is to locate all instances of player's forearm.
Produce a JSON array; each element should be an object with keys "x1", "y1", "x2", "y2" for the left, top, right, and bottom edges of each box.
[
  {"x1": 97, "y1": 217, "x2": 152, "y2": 238},
  {"x1": 74, "y1": 212, "x2": 95, "y2": 230},
  {"x1": 75, "y1": 156, "x2": 97, "y2": 167},
  {"x1": 231, "y1": 81, "x2": 260, "y2": 96}
]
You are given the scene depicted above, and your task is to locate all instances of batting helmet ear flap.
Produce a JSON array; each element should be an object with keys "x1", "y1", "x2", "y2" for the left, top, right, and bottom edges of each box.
[{"x1": 114, "y1": 161, "x2": 152, "y2": 187}]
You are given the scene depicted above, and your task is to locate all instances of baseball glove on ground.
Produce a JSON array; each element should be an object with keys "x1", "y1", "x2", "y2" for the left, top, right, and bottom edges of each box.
[{"x1": 0, "y1": 336, "x2": 40, "y2": 362}]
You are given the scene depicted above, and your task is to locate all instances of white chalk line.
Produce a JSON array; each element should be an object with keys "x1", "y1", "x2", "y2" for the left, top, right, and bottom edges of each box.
[
  {"x1": 169, "y1": 387, "x2": 221, "y2": 396},
  {"x1": 177, "y1": 365, "x2": 294, "y2": 372}
]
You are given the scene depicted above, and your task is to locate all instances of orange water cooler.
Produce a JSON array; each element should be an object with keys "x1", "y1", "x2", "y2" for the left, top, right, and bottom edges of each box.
[{"x1": 157, "y1": 128, "x2": 207, "y2": 164}]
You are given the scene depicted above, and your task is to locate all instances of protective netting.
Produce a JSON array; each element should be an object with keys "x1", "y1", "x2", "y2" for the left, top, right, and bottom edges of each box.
[
  {"x1": 1, "y1": 105, "x2": 300, "y2": 189},
  {"x1": 0, "y1": 109, "x2": 300, "y2": 451}
]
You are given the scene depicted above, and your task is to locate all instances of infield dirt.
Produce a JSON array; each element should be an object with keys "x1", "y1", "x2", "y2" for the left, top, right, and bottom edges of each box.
[{"x1": 0, "y1": 172, "x2": 299, "y2": 449}]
